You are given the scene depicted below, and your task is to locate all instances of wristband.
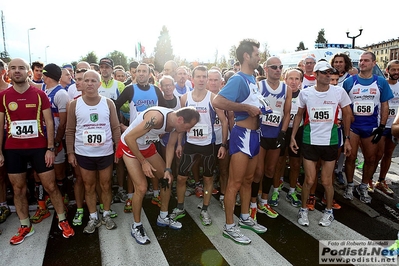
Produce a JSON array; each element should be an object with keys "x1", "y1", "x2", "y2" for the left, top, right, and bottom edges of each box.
[
  {"x1": 221, "y1": 143, "x2": 228, "y2": 148},
  {"x1": 345, "y1": 135, "x2": 350, "y2": 140},
  {"x1": 164, "y1": 168, "x2": 172, "y2": 173}
]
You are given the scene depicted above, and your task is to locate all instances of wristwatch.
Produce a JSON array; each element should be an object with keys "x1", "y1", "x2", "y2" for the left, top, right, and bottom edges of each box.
[
  {"x1": 345, "y1": 136, "x2": 350, "y2": 140},
  {"x1": 221, "y1": 143, "x2": 228, "y2": 148},
  {"x1": 47, "y1": 147, "x2": 55, "y2": 152},
  {"x1": 55, "y1": 142, "x2": 60, "y2": 148}
]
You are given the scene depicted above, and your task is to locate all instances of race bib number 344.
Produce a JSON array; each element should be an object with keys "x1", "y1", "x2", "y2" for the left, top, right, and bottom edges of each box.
[{"x1": 11, "y1": 120, "x2": 38, "y2": 139}]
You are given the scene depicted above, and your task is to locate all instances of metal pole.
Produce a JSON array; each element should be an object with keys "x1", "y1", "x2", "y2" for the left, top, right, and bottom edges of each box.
[
  {"x1": 45, "y1": 45, "x2": 49, "y2": 64},
  {"x1": 28, "y1": 27, "x2": 35, "y2": 65},
  {"x1": 346, "y1": 28, "x2": 363, "y2": 49}
]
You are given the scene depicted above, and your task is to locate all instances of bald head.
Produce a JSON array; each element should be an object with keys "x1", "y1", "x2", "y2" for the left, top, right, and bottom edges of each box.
[
  {"x1": 76, "y1": 61, "x2": 91, "y2": 70},
  {"x1": 9, "y1": 58, "x2": 30, "y2": 70}
]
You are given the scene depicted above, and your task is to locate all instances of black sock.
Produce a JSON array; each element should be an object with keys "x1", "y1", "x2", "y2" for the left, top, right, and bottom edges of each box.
[
  {"x1": 251, "y1": 182, "x2": 260, "y2": 198},
  {"x1": 262, "y1": 175, "x2": 273, "y2": 194}
]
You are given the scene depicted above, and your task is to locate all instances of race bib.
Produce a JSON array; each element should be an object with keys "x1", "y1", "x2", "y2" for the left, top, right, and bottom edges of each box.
[
  {"x1": 310, "y1": 107, "x2": 333, "y2": 122},
  {"x1": 214, "y1": 117, "x2": 221, "y2": 129},
  {"x1": 389, "y1": 105, "x2": 399, "y2": 118},
  {"x1": 288, "y1": 109, "x2": 298, "y2": 128},
  {"x1": 140, "y1": 134, "x2": 159, "y2": 145},
  {"x1": 83, "y1": 129, "x2": 106, "y2": 146},
  {"x1": 10, "y1": 120, "x2": 38, "y2": 139},
  {"x1": 261, "y1": 111, "x2": 282, "y2": 127},
  {"x1": 188, "y1": 124, "x2": 208, "y2": 140},
  {"x1": 353, "y1": 101, "x2": 374, "y2": 116}
]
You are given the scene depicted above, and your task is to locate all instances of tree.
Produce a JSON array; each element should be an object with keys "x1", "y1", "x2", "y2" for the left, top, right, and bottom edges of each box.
[
  {"x1": 228, "y1": 45, "x2": 237, "y2": 65},
  {"x1": 296, "y1": 41, "x2": 307, "y2": 51},
  {"x1": 153, "y1": 26, "x2": 174, "y2": 72},
  {"x1": 217, "y1": 55, "x2": 228, "y2": 70},
  {"x1": 315, "y1": 29, "x2": 328, "y2": 46},
  {"x1": 260, "y1": 43, "x2": 270, "y2": 63},
  {"x1": 80, "y1": 51, "x2": 98, "y2": 64},
  {"x1": 106, "y1": 50, "x2": 128, "y2": 70}
]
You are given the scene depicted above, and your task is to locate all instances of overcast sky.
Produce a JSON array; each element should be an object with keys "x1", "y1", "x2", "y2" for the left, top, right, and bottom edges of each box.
[{"x1": 0, "y1": 0, "x2": 396, "y2": 67}]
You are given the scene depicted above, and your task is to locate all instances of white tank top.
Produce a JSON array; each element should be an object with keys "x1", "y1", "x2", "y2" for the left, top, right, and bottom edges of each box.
[
  {"x1": 74, "y1": 96, "x2": 114, "y2": 156},
  {"x1": 121, "y1": 107, "x2": 172, "y2": 150},
  {"x1": 185, "y1": 90, "x2": 215, "y2": 145}
]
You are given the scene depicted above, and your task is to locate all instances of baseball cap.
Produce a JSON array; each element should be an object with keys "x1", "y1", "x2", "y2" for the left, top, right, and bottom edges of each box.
[
  {"x1": 99, "y1": 58, "x2": 114, "y2": 68},
  {"x1": 313, "y1": 61, "x2": 333, "y2": 72},
  {"x1": 304, "y1": 55, "x2": 316, "y2": 62},
  {"x1": 62, "y1": 63, "x2": 73, "y2": 70},
  {"x1": 43, "y1": 63, "x2": 62, "y2": 81}
]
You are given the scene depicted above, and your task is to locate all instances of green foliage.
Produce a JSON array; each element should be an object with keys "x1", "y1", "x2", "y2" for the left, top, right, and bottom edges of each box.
[
  {"x1": 296, "y1": 41, "x2": 307, "y2": 51},
  {"x1": 153, "y1": 26, "x2": 174, "y2": 72},
  {"x1": 315, "y1": 29, "x2": 328, "y2": 45},
  {"x1": 106, "y1": 50, "x2": 128, "y2": 70},
  {"x1": 80, "y1": 51, "x2": 98, "y2": 64}
]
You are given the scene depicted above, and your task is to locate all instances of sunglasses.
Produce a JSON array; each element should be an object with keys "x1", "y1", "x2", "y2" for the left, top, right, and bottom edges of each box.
[
  {"x1": 319, "y1": 70, "x2": 333, "y2": 75},
  {"x1": 268, "y1": 65, "x2": 283, "y2": 70}
]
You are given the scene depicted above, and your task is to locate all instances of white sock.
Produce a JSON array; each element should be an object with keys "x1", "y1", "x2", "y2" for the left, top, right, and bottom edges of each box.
[
  {"x1": 153, "y1": 190, "x2": 160, "y2": 197},
  {"x1": 250, "y1": 202, "x2": 257, "y2": 208},
  {"x1": 289, "y1": 187, "x2": 295, "y2": 194},
  {"x1": 90, "y1": 212, "x2": 98, "y2": 220},
  {"x1": 160, "y1": 211, "x2": 168, "y2": 219}
]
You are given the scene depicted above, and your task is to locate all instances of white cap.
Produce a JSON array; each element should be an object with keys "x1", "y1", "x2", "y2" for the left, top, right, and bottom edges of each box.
[{"x1": 313, "y1": 61, "x2": 333, "y2": 72}]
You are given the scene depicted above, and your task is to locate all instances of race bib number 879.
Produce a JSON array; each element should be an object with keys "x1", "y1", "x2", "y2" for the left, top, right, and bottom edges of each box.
[{"x1": 83, "y1": 129, "x2": 106, "y2": 146}]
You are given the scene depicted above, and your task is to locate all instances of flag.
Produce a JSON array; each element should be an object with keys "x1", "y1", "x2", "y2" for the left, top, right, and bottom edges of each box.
[{"x1": 137, "y1": 42, "x2": 141, "y2": 56}]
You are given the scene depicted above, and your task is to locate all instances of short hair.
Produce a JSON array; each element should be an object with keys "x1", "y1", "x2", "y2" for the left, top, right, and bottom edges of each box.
[
  {"x1": 284, "y1": 67, "x2": 304, "y2": 82},
  {"x1": 236, "y1": 39, "x2": 260, "y2": 64},
  {"x1": 330, "y1": 53, "x2": 352, "y2": 73},
  {"x1": 114, "y1": 65, "x2": 125, "y2": 71},
  {"x1": 129, "y1": 61, "x2": 139, "y2": 69},
  {"x1": 208, "y1": 69, "x2": 222, "y2": 80},
  {"x1": 192, "y1": 65, "x2": 208, "y2": 78},
  {"x1": 31, "y1": 61, "x2": 44, "y2": 70},
  {"x1": 159, "y1": 75, "x2": 175, "y2": 86},
  {"x1": 113, "y1": 68, "x2": 126, "y2": 76},
  {"x1": 361, "y1": 51, "x2": 376, "y2": 61},
  {"x1": 256, "y1": 65, "x2": 265, "y2": 76},
  {"x1": 176, "y1": 106, "x2": 200, "y2": 124},
  {"x1": 223, "y1": 70, "x2": 235, "y2": 83},
  {"x1": 387, "y1": 60, "x2": 399, "y2": 70},
  {"x1": 138, "y1": 62, "x2": 150, "y2": 72},
  {"x1": 148, "y1": 63, "x2": 155, "y2": 69},
  {"x1": 234, "y1": 61, "x2": 240, "y2": 67},
  {"x1": 90, "y1": 63, "x2": 100, "y2": 72},
  {"x1": 165, "y1": 60, "x2": 178, "y2": 70}
]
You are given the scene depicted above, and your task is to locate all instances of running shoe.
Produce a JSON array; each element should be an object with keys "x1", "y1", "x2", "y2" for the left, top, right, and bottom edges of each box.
[
  {"x1": 212, "y1": 188, "x2": 219, "y2": 195},
  {"x1": 0, "y1": 206, "x2": 11, "y2": 223},
  {"x1": 295, "y1": 182, "x2": 303, "y2": 193},
  {"x1": 343, "y1": 184, "x2": 354, "y2": 200},
  {"x1": 195, "y1": 185, "x2": 204, "y2": 198},
  {"x1": 238, "y1": 216, "x2": 267, "y2": 234},
  {"x1": 356, "y1": 161, "x2": 364, "y2": 170},
  {"x1": 73, "y1": 209, "x2": 84, "y2": 226},
  {"x1": 298, "y1": 208, "x2": 309, "y2": 226},
  {"x1": 306, "y1": 196, "x2": 316, "y2": 211},
  {"x1": 335, "y1": 171, "x2": 345, "y2": 185},
  {"x1": 257, "y1": 202, "x2": 278, "y2": 218},
  {"x1": 200, "y1": 210, "x2": 212, "y2": 226},
  {"x1": 368, "y1": 180, "x2": 375, "y2": 193},
  {"x1": 249, "y1": 206, "x2": 257, "y2": 220},
  {"x1": 131, "y1": 224, "x2": 151, "y2": 245},
  {"x1": 219, "y1": 197, "x2": 225, "y2": 211},
  {"x1": 170, "y1": 208, "x2": 186, "y2": 220},
  {"x1": 124, "y1": 198, "x2": 132, "y2": 213},
  {"x1": 99, "y1": 206, "x2": 118, "y2": 218},
  {"x1": 269, "y1": 191, "x2": 279, "y2": 207},
  {"x1": 10, "y1": 225, "x2": 35, "y2": 245},
  {"x1": 321, "y1": 198, "x2": 341, "y2": 210},
  {"x1": 45, "y1": 196, "x2": 53, "y2": 209},
  {"x1": 277, "y1": 179, "x2": 284, "y2": 191},
  {"x1": 83, "y1": 217, "x2": 101, "y2": 234},
  {"x1": 375, "y1": 180, "x2": 394, "y2": 196},
  {"x1": 319, "y1": 210, "x2": 334, "y2": 227},
  {"x1": 223, "y1": 224, "x2": 251, "y2": 245},
  {"x1": 151, "y1": 195, "x2": 161, "y2": 207},
  {"x1": 116, "y1": 190, "x2": 128, "y2": 202},
  {"x1": 356, "y1": 185, "x2": 372, "y2": 204},
  {"x1": 30, "y1": 207, "x2": 51, "y2": 224},
  {"x1": 286, "y1": 192, "x2": 301, "y2": 208},
  {"x1": 156, "y1": 215, "x2": 182, "y2": 229},
  {"x1": 102, "y1": 214, "x2": 117, "y2": 230},
  {"x1": 58, "y1": 220, "x2": 75, "y2": 238}
]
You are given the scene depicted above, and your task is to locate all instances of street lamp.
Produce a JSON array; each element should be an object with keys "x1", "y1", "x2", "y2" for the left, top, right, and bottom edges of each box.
[
  {"x1": 346, "y1": 27, "x2": 363, "y2": 49},
  {"x1": 27, "y1": 27, "x2": 36, "y2": 65},
  {"x1": 45, "y1": 45, "x2": 49, "y2": 64}
]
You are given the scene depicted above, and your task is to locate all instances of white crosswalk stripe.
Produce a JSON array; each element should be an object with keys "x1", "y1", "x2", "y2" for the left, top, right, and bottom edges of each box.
[{"x1": 0, "y1": 191, "x2": 397, "y2": 266}]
